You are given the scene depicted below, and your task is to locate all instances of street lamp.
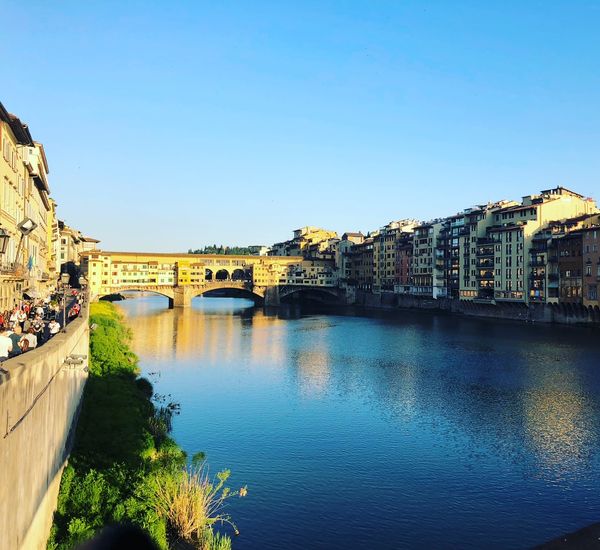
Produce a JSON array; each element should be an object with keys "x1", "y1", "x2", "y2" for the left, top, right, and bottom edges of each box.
[
  {"x1": 60, "y1": 272, "x2": 70, "y2": 332},
  {"x1": 0, "y1": 228, "x2": 10, "y2": 256}
]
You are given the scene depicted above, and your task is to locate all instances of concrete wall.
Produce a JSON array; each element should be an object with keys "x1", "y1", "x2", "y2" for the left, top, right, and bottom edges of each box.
[{"x1": 0, "y1": 306, "x2": 89, "y2": 550}]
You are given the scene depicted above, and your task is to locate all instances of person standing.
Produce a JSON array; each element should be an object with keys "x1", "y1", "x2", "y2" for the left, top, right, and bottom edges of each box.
[
  {"x1": 17, "y1": 309, "x2": 27, "y2": 331},
  {"x1": 0, "y1": 327, "x2": 13, "y2": 361},
  {"x1": 48, "y1": 319, "x2": 61, "y2": 337},
  {"x1": 32, "y1": 316, "x2": 45, "y2": 345},
  {"x1": 9, "y1": 308, "x2": 19, "y2": 329},
  {"x1": 21, "y1": 328, "x2": 37, "y2": 351},
  {"x1": 7, "y1": 326, "x2": 22, "y2": 357}
]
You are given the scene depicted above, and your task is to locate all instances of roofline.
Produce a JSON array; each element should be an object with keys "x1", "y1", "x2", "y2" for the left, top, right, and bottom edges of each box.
[{"x1": 82, "y1": 250, "x2": 305, "y2": 261}]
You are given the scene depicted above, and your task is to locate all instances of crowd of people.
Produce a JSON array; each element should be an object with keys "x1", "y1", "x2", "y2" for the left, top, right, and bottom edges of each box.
[{"x1": 0, "y1": 289, "x2": 85, "y2": 363}]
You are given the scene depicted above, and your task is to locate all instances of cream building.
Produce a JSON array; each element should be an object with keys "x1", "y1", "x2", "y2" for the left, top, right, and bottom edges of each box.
[
  {"x1": 0, "y1": 103, "x2": 54, "y2": 305},
  {"x1": 476, "y1": 187, "x2": 597, "y2": 303},
  {"x1": 411, "y1": 220, "x2": 444, "y2": 297},
  {"x1": 372, "y1": 220, "x2": 418, "y2": 294}
]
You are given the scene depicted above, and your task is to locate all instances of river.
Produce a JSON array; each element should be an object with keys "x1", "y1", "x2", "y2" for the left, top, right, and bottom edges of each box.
[{"x1": 116, "y1": 294, "x2": 600, "y2": 549}]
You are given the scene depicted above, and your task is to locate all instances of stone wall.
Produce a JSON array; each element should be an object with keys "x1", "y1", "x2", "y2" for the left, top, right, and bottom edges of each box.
[
  {"x1": 354, "y1": 290, "x2": 600, "y2": 325},
  {"x1": 0, "y1": 306, "x2": 89, "y2": 550}
]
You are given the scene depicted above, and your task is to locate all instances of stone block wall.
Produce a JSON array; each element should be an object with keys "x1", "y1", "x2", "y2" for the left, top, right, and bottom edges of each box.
[{"x1": 0, "y1": 307, "x2": 89, "y2": 550}]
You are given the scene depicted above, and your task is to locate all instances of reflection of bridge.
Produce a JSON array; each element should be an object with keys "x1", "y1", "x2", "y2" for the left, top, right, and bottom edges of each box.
[{"x1": 83, "y1": 251, "x2": 344, "y2": 308}]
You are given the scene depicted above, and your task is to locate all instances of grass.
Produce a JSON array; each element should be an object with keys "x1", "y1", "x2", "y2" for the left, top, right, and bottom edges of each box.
[{"x1": 47, "y1": 302, "x2": 243, "y2": 550}]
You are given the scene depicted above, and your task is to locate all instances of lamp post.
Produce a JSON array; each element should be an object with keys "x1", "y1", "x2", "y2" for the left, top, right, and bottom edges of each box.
[
  {"x1": 60, "y1": 272, "x2": 70, "y2": 332},
  {"x1": 0, "y1": 228, "x2": 10, "y2": 256}
]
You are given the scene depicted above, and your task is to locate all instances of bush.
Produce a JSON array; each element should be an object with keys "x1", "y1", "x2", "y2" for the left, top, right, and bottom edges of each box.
[{"x1": 48, "y1": 302, "x2": 245, "y2": 550}]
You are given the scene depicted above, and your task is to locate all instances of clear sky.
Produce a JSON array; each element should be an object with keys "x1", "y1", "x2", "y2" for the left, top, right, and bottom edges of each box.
[{"x1": 2, "y1": 1, "x2": 599, "y2": 251}]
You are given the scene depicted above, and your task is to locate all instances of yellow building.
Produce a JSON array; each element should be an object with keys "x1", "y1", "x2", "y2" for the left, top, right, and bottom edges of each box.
[
  {"x1": 0, "y1": 105, "x2": 52, "y2": 303},
  {"x1": 0, "y1": 100, "x2": 92, "y2": 305},
  {"x1": 270, "y1": 226, "x2": 339, "y2": 258}
]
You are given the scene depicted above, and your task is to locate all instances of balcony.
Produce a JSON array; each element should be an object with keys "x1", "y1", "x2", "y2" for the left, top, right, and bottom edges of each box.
[
  {"x1": 529, "y1": 258, "x2": 546, "y2": 267},
  {"x1": 477, "y1": 249, "x2": 495, "y2": 258},
  {"x1": 476, "y1": 272, "x2": 494, "y2": 280},
  {"x1": 476, "y1": 260, "x2": 494, "y2": 268},
  {"x1": 0, "y1": 262, "x2": 25, "y2": 277},
  {"x1": 548, "y1": 273, "x2": 559, "y2": 282},
  {"x1": 477, "y1": 237, "x2": 499, "y2": 245}
]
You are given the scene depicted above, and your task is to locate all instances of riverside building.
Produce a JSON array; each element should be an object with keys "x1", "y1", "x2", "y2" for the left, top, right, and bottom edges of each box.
[
  {"x1": 372, "y1": 220, "x2": 418, "y2": 294},
  {"x1": 0, "y1": 100, "x2": 94, "y2": 308}
]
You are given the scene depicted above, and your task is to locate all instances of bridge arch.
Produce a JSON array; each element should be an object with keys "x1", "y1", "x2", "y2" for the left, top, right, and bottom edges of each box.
[
  {"x1": 215, "y1": 269, "x2": 230, "y2": 281},
  {"x1": 99, "y1": 287, "x2": 175, "y2": 302},
  {"x1": 231, "y1": 268, "x2": 246, "y2": 281},
  {"x1": 205, "y1": 268, "x2": 213, "y2": 281},
  {"x1": 191, "y1": 286, "x2": 264, "y2": 303},
  {"x1": 278, "y1": 285, "x2": 340, "y2": 303}
]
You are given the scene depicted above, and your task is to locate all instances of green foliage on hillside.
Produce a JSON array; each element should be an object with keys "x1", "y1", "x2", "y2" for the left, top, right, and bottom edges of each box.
[
  {"x1": 47, "y1": 302, "x2": 244, "y2": 550},
  {"x1": 188, "y1": 245, "x2": 252, "y2": 255}
]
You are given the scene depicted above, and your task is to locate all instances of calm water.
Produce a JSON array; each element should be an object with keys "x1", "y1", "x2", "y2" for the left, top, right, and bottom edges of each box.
[{"x1": 116, "y1": 295, "x2": 600, "y2": 549}]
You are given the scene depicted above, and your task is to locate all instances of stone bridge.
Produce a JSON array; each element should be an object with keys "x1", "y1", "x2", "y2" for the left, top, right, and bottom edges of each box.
[
  {"x1": 83, "y1": 250, "x2": 346, "y2": 308},
  {"x1": 103, "y1": 281, "x2": 345, "y2": 308}
]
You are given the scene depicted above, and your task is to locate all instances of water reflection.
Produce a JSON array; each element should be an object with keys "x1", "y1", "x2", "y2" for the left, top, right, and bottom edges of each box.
[{"x1": 116, "y1": 294, "x2": 600, "y2": 549}]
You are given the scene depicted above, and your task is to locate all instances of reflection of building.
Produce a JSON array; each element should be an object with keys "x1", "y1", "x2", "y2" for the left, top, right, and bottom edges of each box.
[
  {"x1": 120, "y1": 297, "x2": 286, "y2": 363},
  {"x1": 523, "y1": 383, "x2": 591, "y2": 476}
]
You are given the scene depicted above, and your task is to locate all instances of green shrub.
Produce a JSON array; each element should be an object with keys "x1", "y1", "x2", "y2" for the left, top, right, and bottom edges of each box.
[{"x1": 48, "y1": 302, "x2": 245, "y2": 550}]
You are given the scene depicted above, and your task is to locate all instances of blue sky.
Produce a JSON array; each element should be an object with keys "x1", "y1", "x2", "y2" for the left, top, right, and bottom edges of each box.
[{"x1": 2, "y1": 1, "x2": 599, "y2": 251}]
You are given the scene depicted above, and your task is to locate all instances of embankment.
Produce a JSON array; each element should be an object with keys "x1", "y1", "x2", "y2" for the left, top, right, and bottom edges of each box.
[
  {"x1": 353, "y1": 290, "x2": 600, "y2": 325},
  {"x1": 47, "y1": 301, "x2": 186, "y2": 550},
  {"x1": 0, "y1": 305, "x2": 89, "y2": 550}
]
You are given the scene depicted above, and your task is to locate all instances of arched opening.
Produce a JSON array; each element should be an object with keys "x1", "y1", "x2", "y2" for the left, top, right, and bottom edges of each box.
[
  {"x1": 193, "y1": 287, "x2": 264, "y2": 305},
  {"x1": 280, "y1": 287, "x2": 339, "y2": 305},
  {"x1": 205, "y1": 269, "x2": 213, "y2": 281},
  {"x1": 215, "y1": 269, "x2": 229, "y2": 281},
  {"x1": 100, "y1": 289, "x2": 175, "y2": 308},
  {"x1": 231, "y1": 269, "x2": 245, "y2": 281}
]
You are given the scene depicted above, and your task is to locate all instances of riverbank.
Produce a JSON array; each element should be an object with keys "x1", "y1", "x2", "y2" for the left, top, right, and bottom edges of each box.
[
  {"x1": 47, "y1": 302, "x2": 242, "y2": 550},
  {"x1": 348, "y1": 290, "x2": 600, "y2": 326}
]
